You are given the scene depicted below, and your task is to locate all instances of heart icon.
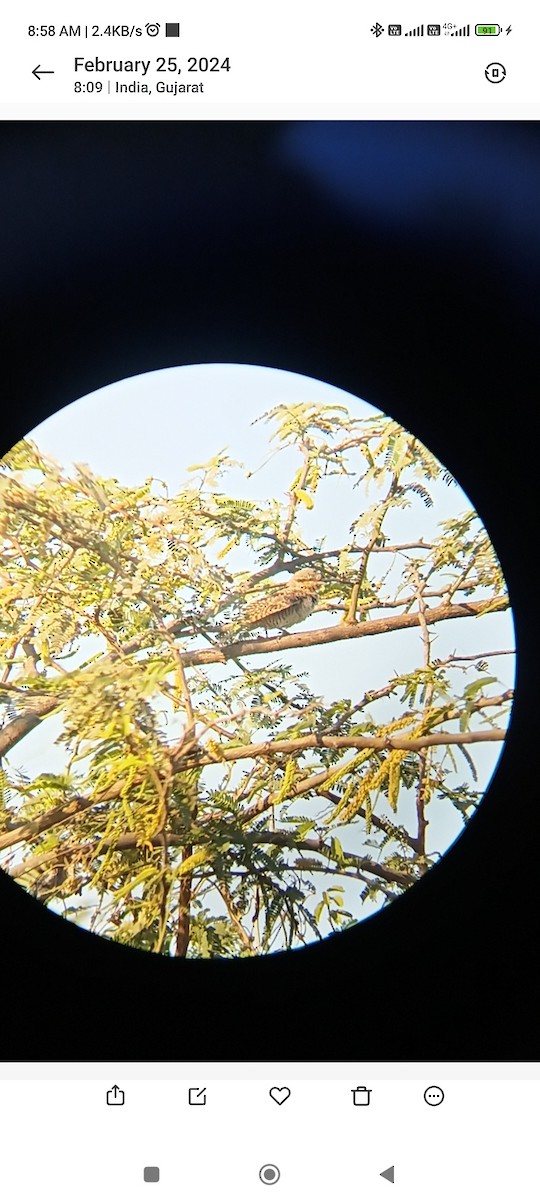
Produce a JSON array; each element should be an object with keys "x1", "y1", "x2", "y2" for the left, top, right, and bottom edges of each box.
[{"x1": 269, "y1": 1086, "x2": 291, "y2": 1105}]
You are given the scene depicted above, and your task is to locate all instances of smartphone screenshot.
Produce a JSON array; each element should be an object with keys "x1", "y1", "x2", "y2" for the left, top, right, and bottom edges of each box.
[{"x1": 0, "y1": 3, "x2": 538, "y2": 1197}]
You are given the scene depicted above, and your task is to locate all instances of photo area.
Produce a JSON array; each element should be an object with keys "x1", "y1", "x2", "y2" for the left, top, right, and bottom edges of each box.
[{"x1": 0, "y1": 121, "x2": 537, "y2": 1061}]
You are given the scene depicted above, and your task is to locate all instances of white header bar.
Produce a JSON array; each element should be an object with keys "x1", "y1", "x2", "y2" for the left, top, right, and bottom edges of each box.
[{"x1": 0, "y1": 1, "x2": 537, "y2": 117}]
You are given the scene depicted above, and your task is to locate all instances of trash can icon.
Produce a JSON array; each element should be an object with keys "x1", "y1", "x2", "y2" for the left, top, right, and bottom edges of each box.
[{"x1": 352, "y1": 1085, "x2": 372, "y2": 1106}]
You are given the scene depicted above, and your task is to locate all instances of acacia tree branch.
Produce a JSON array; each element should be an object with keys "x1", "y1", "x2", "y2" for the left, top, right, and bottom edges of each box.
[
  {"x1": 212, "y1": 877, "x2": 256, "y2": 953},
  {"x1": 0, "y1": 696, "x2": 58, "y2": 756},
  {"x1": 155, "y1": 624, "x2": 198, "y2": 959},
  {"x1": 280, "y1": 442, "x2": 311, "y2": 549},
  {"x1": 182, "y1": 595, "x2": 509, "y2": 667},
  {"x1": 186, "y1": 726, "x2": 506, "y2": 770},
  {"x1": 320, "y1": 582, "x2": 491, "y2": 614},
  {"x1": 410, "y1": 562, "x2": 432, "y2": 859},
  {"x1": 7, "y1": 827, "x2": 413, "y2": 890},
  {"x1": 311, "y1": 540, "x2": 436, "y2": 558},
  {"x1": 318, "y1": 787, "x2": 417, "y2": 850},
  {"x1": 344, "y1": 471, "x2": 401, "y2": 624},
  {"x1": 243, "y1": 829, "x2": 414, "y2": 887},
  {"x1": 175, "y1": 855, "x2": 193, "y2": 957},
  {"x1": 0, "y1": 592, "x2": 508, "y2": 760},
  {"x1": 0, "y1": 642, "x2": 18, "y2": 686},
  {"x1": 292, "y1": 861, "x2": 396, "y2": 900},
  {"x1": 433, "y1": 649, "x2": 515, "y2": 666},
  {"x1": 0, "y1": 688, "x2": 512, "y2": 856},
  {"x1": 197, "y1": 714, "x2": 509, "y2": 837},
  {"x1": 0, "y1": 791, "x2": 114, "y2": 852}
]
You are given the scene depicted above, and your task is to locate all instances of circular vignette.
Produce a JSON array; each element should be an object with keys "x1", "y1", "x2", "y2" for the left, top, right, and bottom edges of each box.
[{"x1": 0, "y1": 363, "x2": 515, "y2": 957}]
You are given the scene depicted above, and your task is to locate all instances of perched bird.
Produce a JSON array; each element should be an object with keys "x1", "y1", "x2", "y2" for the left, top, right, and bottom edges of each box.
[{"x1": 238, "y1": 568, "x2": 322, "y2": 634}]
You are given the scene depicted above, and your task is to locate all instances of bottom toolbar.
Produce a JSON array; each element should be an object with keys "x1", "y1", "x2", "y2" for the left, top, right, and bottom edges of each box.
[{"x1": 0, "y1": 1066, "x2": 536, "y2": 1198}]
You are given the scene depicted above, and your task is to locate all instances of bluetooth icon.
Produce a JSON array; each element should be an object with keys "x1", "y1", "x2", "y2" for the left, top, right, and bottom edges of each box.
[{"x1": 371, "y1": 22, "x2": 384, "y2": 36}]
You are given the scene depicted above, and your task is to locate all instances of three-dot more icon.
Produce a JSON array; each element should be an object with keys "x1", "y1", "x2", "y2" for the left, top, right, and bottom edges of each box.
[{"x1": 424, "y1": 1085, "x2": 444, "y2": 1106}]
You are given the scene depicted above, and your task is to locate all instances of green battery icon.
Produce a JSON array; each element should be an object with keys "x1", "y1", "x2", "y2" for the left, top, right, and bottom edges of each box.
[{"x1": 475, "y1": 23, "x2": 501, "y2": 34}]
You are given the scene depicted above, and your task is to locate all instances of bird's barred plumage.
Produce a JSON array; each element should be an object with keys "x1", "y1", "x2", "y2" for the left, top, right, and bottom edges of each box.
[{"x1": 240, "y1": 568, "x2": 322, "y2": 632}]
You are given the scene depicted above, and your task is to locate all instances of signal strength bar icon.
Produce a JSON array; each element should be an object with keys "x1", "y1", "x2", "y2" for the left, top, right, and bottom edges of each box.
[
  {"x1": 450, "y1": 23, "x2": 470, "y2": 35},
  {"x1": 405, "y1": 23, "x2": 424, "y2": 35}
]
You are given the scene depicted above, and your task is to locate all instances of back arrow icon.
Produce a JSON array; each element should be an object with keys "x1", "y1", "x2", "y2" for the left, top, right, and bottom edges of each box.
[{"x1": 32, "y1": 65, "x2": 55, "y2": 80}]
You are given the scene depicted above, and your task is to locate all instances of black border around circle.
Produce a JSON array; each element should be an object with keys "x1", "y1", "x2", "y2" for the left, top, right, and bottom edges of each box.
[{"x1": 0, "y1": 120, "x2": 538, "y2": 1061}]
